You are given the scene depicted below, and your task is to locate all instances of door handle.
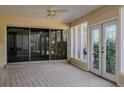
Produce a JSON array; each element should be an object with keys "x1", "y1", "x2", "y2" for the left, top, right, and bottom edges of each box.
[{"x1": 101, "y1": 47, "x2": 104, "y2": 49}]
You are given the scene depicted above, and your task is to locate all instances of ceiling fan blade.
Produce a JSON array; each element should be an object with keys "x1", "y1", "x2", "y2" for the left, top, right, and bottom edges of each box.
[
  {"x1": 56, "y1": 9, "x2": 68, "y2": 12},
  {"x1": 47, "y1": 5, "x2": 55, "y2": 11}
]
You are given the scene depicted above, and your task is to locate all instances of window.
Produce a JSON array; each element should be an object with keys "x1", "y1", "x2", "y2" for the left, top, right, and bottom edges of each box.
[
  {"x1": 71, "y1": 22, "x2": 88, "y2": 62},
  {"x1": 77, "y1": 25, "x2": 81, "y2": 59}
]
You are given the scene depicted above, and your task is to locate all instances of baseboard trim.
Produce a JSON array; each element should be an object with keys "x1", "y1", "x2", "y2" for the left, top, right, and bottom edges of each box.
[
  {"x1": 117, "y1": 83, "x2": 124, "y2": 87},
  {"x1": 7, "y1": 60, "x2": 68, "y2": 65},
  {"x1": 69, "y1": 58, "x2": 88, "y2": 71},
  {"x1": 69, "y1": 62, "x2": 88, "y2": 71},
  {"x1": 0, "y1": 64, "x2": 4, "y2": 68}
]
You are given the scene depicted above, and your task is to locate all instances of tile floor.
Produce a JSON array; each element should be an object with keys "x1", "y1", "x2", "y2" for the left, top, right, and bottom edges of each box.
[{"x1": 0, "y1": 62, "x2": 117, "y2": 87}]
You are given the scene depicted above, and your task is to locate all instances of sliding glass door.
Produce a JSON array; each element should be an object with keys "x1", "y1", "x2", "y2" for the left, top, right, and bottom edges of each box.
[
  {"x1": 7, "y1": 27, "x2": 67, "y2": 63},
  {"x1": 7, "y1": 27, "x2": 29, "y2": 63},
  {"x1": 50, "y1": 30, "x2": 67, "y2": 60},
  {"x1": 30, "y1": 28, "x2": 49, "y2": 61}
]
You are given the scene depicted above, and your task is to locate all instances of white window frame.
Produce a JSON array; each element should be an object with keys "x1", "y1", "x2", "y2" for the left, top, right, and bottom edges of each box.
[
  {"x1": 75, "y1": 26, "x2": 78, "y2": 58},
  {"x1": 71, "y1": 27, "x2": 74, "y2": 58},
  {"x1": 120, "y1": 6, "x2": 124, "y2": 74}
]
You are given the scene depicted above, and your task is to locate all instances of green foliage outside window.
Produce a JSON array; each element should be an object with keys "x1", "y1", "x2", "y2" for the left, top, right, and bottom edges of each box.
[
  {"x1": 93, "y1": 42, "x2": 99, "y2": 69},
  {"x1": 106, "y1": 38, "x2": 115, "y2": 74},
  {"x1": 93, "y1": 38, "x2": 115, "y2": 74}
]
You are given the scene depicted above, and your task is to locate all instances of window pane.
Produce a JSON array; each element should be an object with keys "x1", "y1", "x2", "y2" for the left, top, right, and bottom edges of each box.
[
  {"x1": 51, "y1": 30, "x2": 67, "y2": 60},
  {"x1": 51, "y1": 30, "x2": 56, "y2": 60},
  {"x1": 92, "y1": 28, "x2": 100, "y2": 69},
  {"x1": 7, "y1": 27, "x2": 29, "y2": 62},
  {"x1": 82, "y1": 23, "x2": 88, "y2": 60},
  {"x1": 77, "y1": 26, "x2": 81, "y2": 59},
  {"x1": 56, "y1": 30, "x2": 63, "y2": 59},
  {"x1": 30, "y1": 28, "x2": 49, "y2": 61},
  {"x1": 62, "y1": 30, "x2": 67, "y2": 59},
  {"x1": 71, "y1": 22, "x2": 88, "y2": 62},
  {"x1": 105, "y1": 23, "x2": 116, "y2": 74}
]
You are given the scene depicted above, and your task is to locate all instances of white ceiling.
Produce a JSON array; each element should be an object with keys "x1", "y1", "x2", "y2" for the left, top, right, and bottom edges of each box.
[{"x1": 0, "y1": 5, "x2": 102, "y2": 23}]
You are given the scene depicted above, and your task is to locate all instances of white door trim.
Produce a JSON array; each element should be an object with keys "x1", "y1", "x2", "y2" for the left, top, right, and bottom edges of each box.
[{"x1": 89, "y1": 18, "x2": 118, "y2": 82}]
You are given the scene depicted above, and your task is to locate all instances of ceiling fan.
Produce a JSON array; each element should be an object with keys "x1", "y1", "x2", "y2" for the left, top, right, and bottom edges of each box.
[{"x1": 46, "y1": 6, "x2": 68, "y2": 18}]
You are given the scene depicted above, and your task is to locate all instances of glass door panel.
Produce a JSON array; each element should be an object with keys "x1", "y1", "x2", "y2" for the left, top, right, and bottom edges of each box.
[
  {"x1": 50, "y1": 30, "x2": 56, "y2": 60},
  {"x1": 62, "y1": 30, "x2": 67, "y2": 59},
  {"x1": 50, "y1": 30, "x2": 67, "y2": 60},
  {"x1": 90, "y1": 25, "x2": 101, "y2": 75},
  {"x1": 30, "y1": 28, "x2": 49, "y2": 61},
  {"x1": 56, "y1": 30, "x2": 67, "y2": 59},
  {"x1": 56, "y1": 30, "x2": 63, "y2": 59},
  {"x1": 7, "y1": 27, "x2": 29, "y2": 63},
  {"x1": 102, "y1": 21, "x2": 116, "y2": 81}
]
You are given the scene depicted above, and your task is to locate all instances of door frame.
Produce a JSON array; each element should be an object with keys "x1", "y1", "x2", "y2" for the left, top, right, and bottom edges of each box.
[{"x1": 88, "y1": 17, "x2": 118, "y2": 82}]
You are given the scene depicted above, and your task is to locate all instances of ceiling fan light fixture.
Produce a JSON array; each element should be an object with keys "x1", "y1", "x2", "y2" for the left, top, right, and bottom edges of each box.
[
  {"x1": 47, "y1": 11, "x2": 56, "y2": 17},
  {"x1": 46, "y1": 6, "x2": 68, "y2": 20}
]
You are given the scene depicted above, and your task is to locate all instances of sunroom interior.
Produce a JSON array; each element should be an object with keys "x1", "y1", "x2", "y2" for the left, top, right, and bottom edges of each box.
[{"x1": 0, "y1": 5, "x2": 124, "y2": 87}]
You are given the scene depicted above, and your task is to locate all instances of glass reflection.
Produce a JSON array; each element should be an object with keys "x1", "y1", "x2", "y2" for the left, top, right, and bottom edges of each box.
[
  {"x1": 105, "y1": 24, "x2": 116, "y2": 74},
  {"x1": 7, "y1": 27, "x2": 29, "y2": 62},
  {"x1": 7, "y1": 27, "x2": 67, "y2": 63},
  {"x1": 92, "y1": 29, "x2": 99, "y2": 69},
  {"x1": 51, "y1": 30, "x2": 67, "y2": 60},
  {"x1": 30, "y1": 28, "x2": 49, "y2": 61}
]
